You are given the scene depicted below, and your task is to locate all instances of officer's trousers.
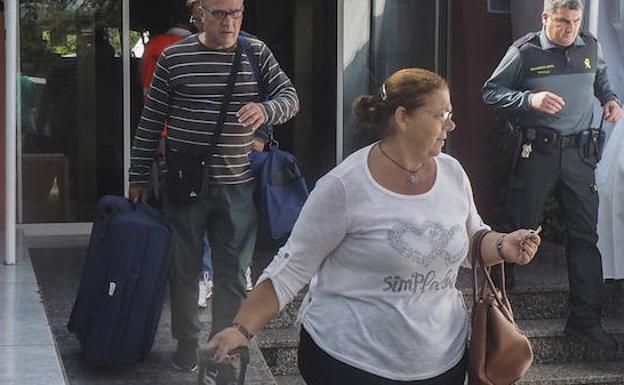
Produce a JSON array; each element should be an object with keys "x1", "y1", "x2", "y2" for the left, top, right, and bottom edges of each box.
[
  {"x1": 502, "y1": 143, "x2": 604, "y2": 326},
  {"x1": 165, "y1": 179, "x2": 257, "y2": 345}
]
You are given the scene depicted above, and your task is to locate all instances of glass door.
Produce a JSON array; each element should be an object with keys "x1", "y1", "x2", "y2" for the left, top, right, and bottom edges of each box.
[
  {"x1": 340, "y1": 0, "x2": 449, "y2": 157},
  {"x1": 17, "y1": 0, "x2": 129, "y2": 223}
]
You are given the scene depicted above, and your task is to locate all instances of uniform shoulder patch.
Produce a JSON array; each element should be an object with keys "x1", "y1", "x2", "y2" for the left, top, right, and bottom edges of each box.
[
  {"x1": 512, "y1": 32, "x2": 538, "y2": 48},
  {"x1": 579, "y1": 30, "x2": 597, "y2": 42}
]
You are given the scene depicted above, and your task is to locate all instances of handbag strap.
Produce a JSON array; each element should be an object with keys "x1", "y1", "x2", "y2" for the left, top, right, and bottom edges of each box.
[
  {"x1": 470, "y1": 230, "x2": 515, "y2": 322},
  {"x1": 470, "y1": 229, "x2": 491, "y2": 303}
]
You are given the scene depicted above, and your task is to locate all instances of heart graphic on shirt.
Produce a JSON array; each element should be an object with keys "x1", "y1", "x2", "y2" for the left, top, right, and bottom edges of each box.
[{"x1": 387, "y1": 221, "x2": 465, "y2": 267}]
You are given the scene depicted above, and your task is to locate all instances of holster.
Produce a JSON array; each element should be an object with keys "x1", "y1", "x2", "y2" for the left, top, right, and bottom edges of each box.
[
  {"x1": 525, "y1": 127, "x2": 557, "y2": 154},
  {"x1": 590, "y1": 127, "x2": 606, "y2": 162}
]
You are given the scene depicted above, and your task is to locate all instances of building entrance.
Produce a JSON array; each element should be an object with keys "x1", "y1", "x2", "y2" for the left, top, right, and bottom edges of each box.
[{"x1": 16, "y1": 0, "x2": 338, "y2": 225}]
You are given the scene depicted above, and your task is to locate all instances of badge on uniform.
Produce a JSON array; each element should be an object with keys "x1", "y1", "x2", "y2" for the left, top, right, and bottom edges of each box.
[{"x1": 521, "y1": 143, "x2": 533, "y2": 158}]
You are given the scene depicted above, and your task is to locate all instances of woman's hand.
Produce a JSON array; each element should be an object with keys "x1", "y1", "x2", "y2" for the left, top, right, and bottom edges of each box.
[
  {"x1": 500, "y1": 229, "x2": 541, "y2": 265},
  {"x1": 206, "y1": 326, "x2": 250, "y2": 363}
]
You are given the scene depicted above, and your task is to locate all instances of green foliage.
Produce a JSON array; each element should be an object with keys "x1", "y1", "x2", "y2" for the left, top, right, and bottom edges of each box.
[{"x1": 19, "y1": 0, "x2": 131, "y2": 77}]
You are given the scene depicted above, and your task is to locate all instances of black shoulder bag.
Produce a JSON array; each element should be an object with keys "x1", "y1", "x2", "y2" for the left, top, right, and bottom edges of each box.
[{"x1": 166, "y1": 46, "x2": 243, "y2": 205}]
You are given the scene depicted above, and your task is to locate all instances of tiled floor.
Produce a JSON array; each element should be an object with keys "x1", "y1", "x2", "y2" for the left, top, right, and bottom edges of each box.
[
  {"x1": 0, "y1": 236, "x2": 67, "y2": 385},
  {"x1": 0, "y1": 227, "x2": 279, "y2": 385}
]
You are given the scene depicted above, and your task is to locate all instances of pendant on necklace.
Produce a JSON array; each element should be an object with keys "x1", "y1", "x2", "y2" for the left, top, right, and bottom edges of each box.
[{"x1": 409, "y1": 174, "x2": 419, "y2": 185}]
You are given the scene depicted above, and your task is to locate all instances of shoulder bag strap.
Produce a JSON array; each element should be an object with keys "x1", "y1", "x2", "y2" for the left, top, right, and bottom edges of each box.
[
  {"x1": 204, "y1": 44, "x2": 243, "y2": 161},
  {"x1": 238, "y1": 35, "x2": 266, "y2": 99},
  {"x1": 237, "y1": 35, "x2": 274, "y2": 145}
]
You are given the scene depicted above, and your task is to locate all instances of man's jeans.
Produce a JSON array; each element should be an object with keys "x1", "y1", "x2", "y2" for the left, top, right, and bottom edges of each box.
[{"x1": 165, "y1": 180, "x2": 257, "y2": 344}]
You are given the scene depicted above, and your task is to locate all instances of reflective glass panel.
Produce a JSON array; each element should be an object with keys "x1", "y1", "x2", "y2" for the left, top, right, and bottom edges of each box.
[{"x1": 19, "y1": 0, "x2": 124, "y2": 222}]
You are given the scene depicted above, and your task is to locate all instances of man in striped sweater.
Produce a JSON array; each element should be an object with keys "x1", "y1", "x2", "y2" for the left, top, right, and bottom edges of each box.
[{"x1": 128, "y1": 0, "x2": 299, "y2": 372}]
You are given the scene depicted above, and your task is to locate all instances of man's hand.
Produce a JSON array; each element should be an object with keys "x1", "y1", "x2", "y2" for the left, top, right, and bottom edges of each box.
[
  {"x1": 237, "y1": 103, "x2": 267, "y2": 132},
  {"x1": 129, "y1": 185, "x2": 150, "y2": 204},
  {"x1": 253, "y1": 139, "x2": 265, "y2": 151},
  {"x1": 603, "y1": 100, "x2": 622, "y2": 123},
  {"x1": 530, "y1": 91, "x2": 565, "y2": 114}
]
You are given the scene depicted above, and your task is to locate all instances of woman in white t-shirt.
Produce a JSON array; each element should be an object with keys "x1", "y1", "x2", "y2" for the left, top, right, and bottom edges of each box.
[{"x1": 207, "y1": 68, "x2": 541, "y2": 384}]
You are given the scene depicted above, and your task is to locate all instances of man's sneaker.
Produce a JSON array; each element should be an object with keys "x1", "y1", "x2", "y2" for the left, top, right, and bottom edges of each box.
[
  {"x1": 172, "y1": 342, "x2": 199, "y2": 372},
  {"x1": 564, "y1": 322, "x2": 618, "y2": 352},
  {"x1": 198, "y1": 272, "x2": 213, "y2": 308},
  {"x1": 246, "y1": 267, "x2": 253, "y2": 291}
]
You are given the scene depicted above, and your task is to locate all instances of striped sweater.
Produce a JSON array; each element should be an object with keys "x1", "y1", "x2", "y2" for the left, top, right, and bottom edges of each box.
[{"x1": 129, "y1": 34, "x2": 299, "y2": 185}]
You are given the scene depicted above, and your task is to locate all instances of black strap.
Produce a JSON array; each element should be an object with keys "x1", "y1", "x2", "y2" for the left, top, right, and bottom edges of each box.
[
  {"x1": 238, "y1": 35, "x2": 266, "y2": 99},
  {"x1": 237, "y1": 35, "x2": 276, "y2": 146},
  {"x1": 204, "y1": 45, "x2": 243, "y2": 161},
  {"x1": 598, "y1": 111, "x2": 605, "y2": 130}
]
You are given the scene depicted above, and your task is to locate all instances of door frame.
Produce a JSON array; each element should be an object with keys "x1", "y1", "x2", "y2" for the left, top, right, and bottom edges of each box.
[{"x1": 4, "y1": 0, "x2": 132, "y2": 263}]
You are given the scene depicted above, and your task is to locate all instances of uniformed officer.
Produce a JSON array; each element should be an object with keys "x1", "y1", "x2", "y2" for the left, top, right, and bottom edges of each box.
[{"x1": 482, "y1": 0, "x2": 622, "y2": 352}]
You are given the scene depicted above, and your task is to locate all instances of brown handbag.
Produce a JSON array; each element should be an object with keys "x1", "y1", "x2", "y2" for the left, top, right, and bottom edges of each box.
[{"x1": 468, "y1": 230, "x2": 533, "y2": 385}]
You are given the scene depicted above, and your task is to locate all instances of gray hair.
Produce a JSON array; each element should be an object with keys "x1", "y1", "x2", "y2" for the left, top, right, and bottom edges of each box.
[
  {"x1": 544, "y1": 0, "x2": 584, "y2": 13},
  {"x1": 199, "y1": 0, "x2": 244, "y2": 8}
]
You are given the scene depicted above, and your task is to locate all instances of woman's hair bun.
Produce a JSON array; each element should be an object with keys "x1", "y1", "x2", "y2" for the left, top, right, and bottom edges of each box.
[{"x1": 352, "y1": 95, "x2": 383, "y2": 129}]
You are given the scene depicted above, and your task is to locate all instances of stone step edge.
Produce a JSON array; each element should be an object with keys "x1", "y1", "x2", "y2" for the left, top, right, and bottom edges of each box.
[
  {"x1": 518, "y1": 317, "x2": 624, "y2": 338},
  {"x1": 241, "y1": 339, "x2": 279, "y2": 384},
  {"x1": 274, "y1": 374, "x2": 306, "y2": 385},
  {"x1": 258, "y1": 316, "x2": 624, "y2": 349},
  {"x1": 272, "y1": 361, "x2": 624, "y2": 385},
  {"x1": 518, "y1": 361, "x2": 624, "y2": 384}
]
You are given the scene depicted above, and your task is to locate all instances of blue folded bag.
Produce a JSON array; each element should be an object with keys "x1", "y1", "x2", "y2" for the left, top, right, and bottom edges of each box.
[
  {"x1": 239, "y1": 35, "x2": 308, "y2": 239},
  {"x1": 250, "y1": 142, "x2": 309, "y2": 239}
]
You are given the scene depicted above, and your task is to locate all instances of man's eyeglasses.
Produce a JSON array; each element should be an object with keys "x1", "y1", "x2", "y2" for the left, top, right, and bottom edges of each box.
[
  {"x1": 422, "y1": 109, "x2": 453, "y2": 122},
  {"x1": 203, "y1": 8, "x2": 244, "y2": 20}
]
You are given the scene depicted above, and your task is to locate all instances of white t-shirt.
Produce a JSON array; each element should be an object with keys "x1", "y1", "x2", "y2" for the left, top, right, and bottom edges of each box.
[{"x1": 257, "y1": 143, "x2": 488, "y2": 381}]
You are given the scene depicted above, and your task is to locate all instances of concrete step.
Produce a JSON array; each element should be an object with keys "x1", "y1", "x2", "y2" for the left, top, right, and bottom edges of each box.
[
  {"x1": 257, "y1": 327, "x2": 300, "y2": 376},
  {"x1": 274, "y1": 375, "x2": 306, "y2": 385},
  {"x1": 264, "y1": 242, "x2": 624, "y2": 330},
  {"x1": 265, "y1": 363, "x2": 624, "y2": 385},
  {"x1": 518, "y1": 362, "x2": 624, "y2": 385},
  {"x1": 258, "y1": 316, "x2": 624, "y2": 377},
  {"x1": 519, "y1": 317, "x2": 624, "y2": 364}
]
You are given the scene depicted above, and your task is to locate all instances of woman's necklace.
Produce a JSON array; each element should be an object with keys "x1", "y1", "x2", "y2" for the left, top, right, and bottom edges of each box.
[{"x1": 378, "y1": 143, "x2": 425, "y2": 185}]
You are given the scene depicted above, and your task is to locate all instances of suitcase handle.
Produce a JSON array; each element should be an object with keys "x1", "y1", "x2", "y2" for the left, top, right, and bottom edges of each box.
[
  {"x1": 198, "y1": 346, "x2": 250, "y2": 385},
  {"x1": 97, "y1": 197, "x2": 164, "y2": 222}
]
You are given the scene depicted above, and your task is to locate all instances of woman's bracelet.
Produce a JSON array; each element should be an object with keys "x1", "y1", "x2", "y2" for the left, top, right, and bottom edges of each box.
[
  {"x1": 496, "y1": 234, "x2": 507, "y2": 262},
  {"x1": 232, "y1": 322, "x2": 254, "y2": 340}
]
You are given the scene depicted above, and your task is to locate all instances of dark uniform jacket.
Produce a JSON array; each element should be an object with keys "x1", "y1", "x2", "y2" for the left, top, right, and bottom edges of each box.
[{"x1": 482, "y1": 29, "x2": 618, "y2": 135}]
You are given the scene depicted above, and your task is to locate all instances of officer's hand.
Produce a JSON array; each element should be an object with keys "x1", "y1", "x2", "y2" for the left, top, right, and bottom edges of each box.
[
  {"x1": 603, "y1": 100, "x2": 622, "y2": 123},
  {"x1": 530, "y1": 91, "x2": 565, "y2": 115},
  {"x1": 499, "y1": 229, "x2": 541, "y2": 266},
  {"x1": 238, "y1": 103, "x2": 267, "y2": 132},
  {"x1": 129, "y1": 185, "x2": 150, "y2": 204}
]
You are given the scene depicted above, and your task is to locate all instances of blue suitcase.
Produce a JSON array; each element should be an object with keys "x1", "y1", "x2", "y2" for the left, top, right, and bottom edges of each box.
[{"x1": 68, "y1": 195, "x2": 171, "y2": 365}]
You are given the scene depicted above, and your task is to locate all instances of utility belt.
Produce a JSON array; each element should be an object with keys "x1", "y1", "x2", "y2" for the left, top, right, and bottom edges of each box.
[{"x1": 519, "y1": 126, "x2": 605, "y2": 161}]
